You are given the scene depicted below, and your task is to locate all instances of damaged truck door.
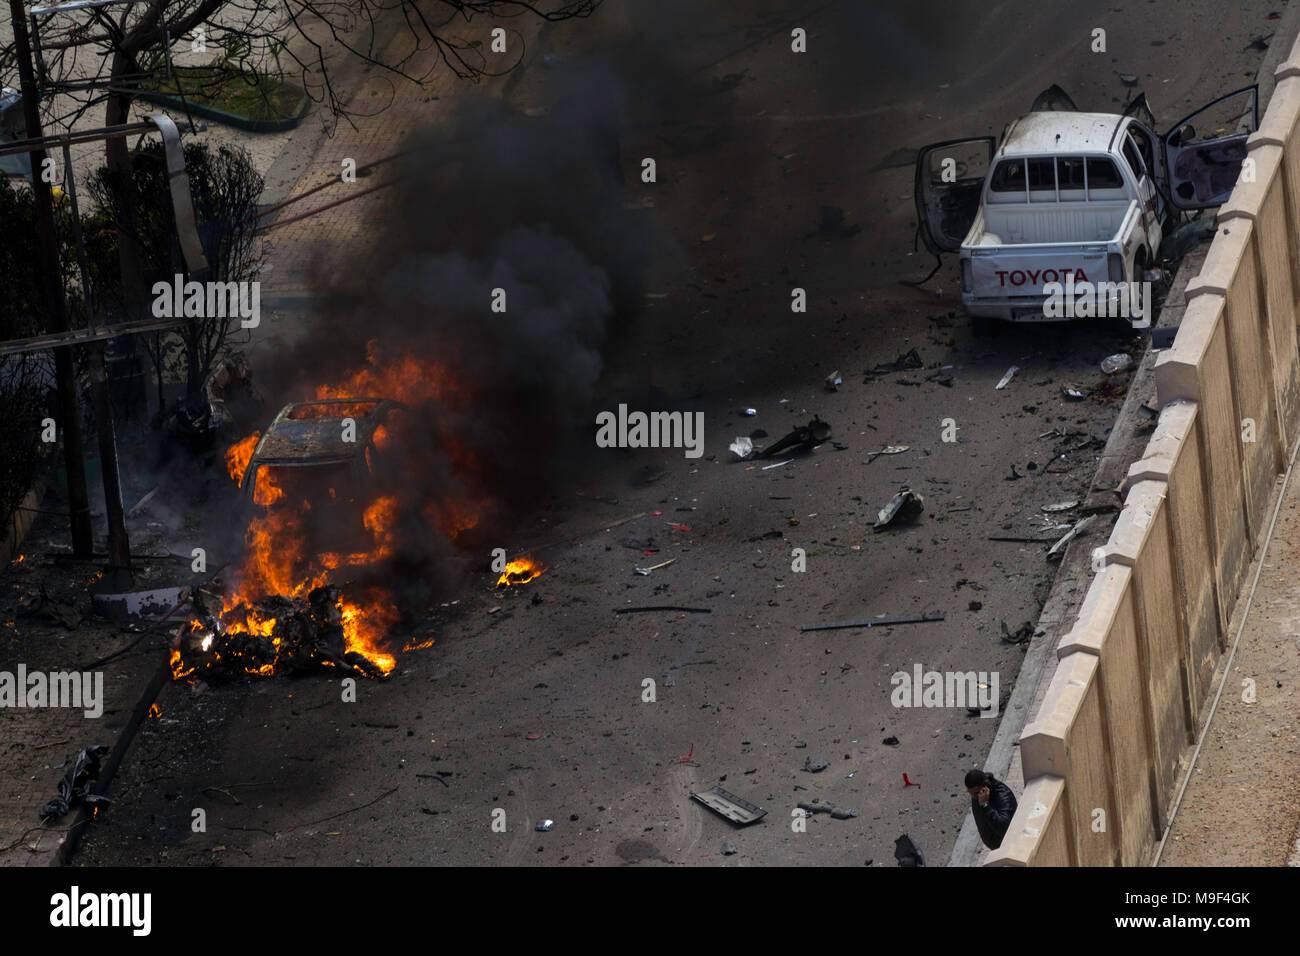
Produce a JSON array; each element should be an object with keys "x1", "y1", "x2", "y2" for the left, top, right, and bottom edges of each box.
[{"x1": 914, "y1": 85, "x2": 1258, "y2": 327}]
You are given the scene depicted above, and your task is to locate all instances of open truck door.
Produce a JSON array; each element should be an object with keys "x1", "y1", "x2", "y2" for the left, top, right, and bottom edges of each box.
[
  {"x1": 1162, "y1": 85, "x2": 1258, "y2": 210},
  {"x1": 914, "y1": 137, "x2": 994, "y2": 255}
]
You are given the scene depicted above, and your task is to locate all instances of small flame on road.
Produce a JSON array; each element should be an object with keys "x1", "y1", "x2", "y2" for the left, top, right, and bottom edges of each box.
[{"x1": 496, "y1": 555, "x2": 547, "y2": 588}]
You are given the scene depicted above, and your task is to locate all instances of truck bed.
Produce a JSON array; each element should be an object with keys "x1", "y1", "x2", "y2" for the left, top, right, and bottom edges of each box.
[{"x1": 970, "y1": 199, "x2": 1136, "y2": 247}]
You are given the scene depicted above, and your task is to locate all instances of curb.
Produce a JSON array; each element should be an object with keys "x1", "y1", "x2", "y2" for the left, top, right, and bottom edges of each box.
[
  {"x1": 50, "y1": 659, "x2": 172, "y2": 866},
  {"x1": 137, "y1": 85, "x2": 310, "y2": 134}
]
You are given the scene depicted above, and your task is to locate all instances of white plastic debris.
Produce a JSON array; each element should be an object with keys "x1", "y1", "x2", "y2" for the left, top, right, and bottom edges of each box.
[
  {"x1": 535, "y1": 819, "x2": 554, "y2": 832},
  {"x1": 729, "y1": 436, "x2": 753, "y2": 459},
  {"x1": 995, "y1": 366, "x2": 1019, "y2": 389},
  {"x1": 1100, "y1": 353, "x2": 1131, "y2": 374},
  {"x1": 1062, "y1": 384, "x2": 1085, "y2": 400},
  {"x1": 743, "y1": 408, "x2": 757, "y2": 416}
]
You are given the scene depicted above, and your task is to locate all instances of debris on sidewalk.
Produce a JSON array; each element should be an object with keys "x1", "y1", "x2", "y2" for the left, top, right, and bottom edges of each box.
[
  {"x1": 873, "y1": 487, "x2": 924, "y2": 530},
  {"x1": 757, "y1": 416, "x2": 831, "y2": 458},
  {"x1": 761, "y1": 458, "x2": 794, "y2": 470},
  {"x1": 729, "y1": 436, "x2": 753, "y2": 459},
  {"x1": 825, "y1": 370, "x2": 843, "y2": 391},
  {"x1": 1062, "y1": 384, "x2": 1085, "y2": 400},
  {"x1": 691, "y1": 786, "x2": 767, "y2": 824},
  {"x1": 39, "y1": 744, "x2": 111, "y2": 821},
  {"x1": 995, "y1": 366, "x2": 1019, "y2": 390},
  {"x1": 800, "y1": 611, "x2": 944, "y2": 632},
  {"x1": 803, "y1": 756, "x2": 829, "y2": 773},
  {"x1": 535, "y1": 818, "x2": 554, "y2": 832},
  {"x1": 894, "y1": 834, "x2": 925, "y2": 866},
  {"x1": 1040, "y1": 500, "x2": 1078, "y2": 513},
  {"x1": 720, "y1": 840, "x2": 738, "y2": 855}
]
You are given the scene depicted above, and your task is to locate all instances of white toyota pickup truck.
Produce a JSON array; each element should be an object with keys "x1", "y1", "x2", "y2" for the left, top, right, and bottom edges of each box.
[{"x1": 914, "y1": 85, "x2": 1258, "y2": 325}]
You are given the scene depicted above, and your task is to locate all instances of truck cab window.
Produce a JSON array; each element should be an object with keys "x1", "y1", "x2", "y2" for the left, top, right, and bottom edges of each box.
[
  {"x1": 1057, "y1": 156, "x2": 1086, "y2": 188},
  {"x1": 990, "y1": 159, "x2": 1026, "y2": 191},
  {"x1": 1085, "y1": 157, "x2": 1123, "y2": 188},
  {"x1": 1127, "y1": 127, "x2": 1155, "y2": 173},
  {"x1": 1122, "y1": 135, "x2": 1146, "y2": 180},
  {"x1": 1026, "y1": 158, "x2": 1055, "y2": 190}
]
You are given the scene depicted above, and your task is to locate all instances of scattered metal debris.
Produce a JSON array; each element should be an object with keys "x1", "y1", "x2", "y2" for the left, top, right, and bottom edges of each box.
[
  {"x1": 865, "y1": 348, "x2": 923, "y2": 379},
  {"x1": 867, "y1": 444, "x2": 910, "y2": 464},
  {"x1": 761, "y1": 458, "x2": 794, "y2": 470},
  {"x1": 800, "y1": 611, "x2": 944, "y2": 632},
  {"x1": 798, "y1": 801, "x2": 859, "y2": 819},
  {"x1": 1041, "y1": 500, "x2": 1079, "y2": 513},
  {"x1": 1100, "y1": 353, "x2": 1131, "y2": 375},
  {"x1": 91, "y1": 585, "x2": 188, "y2": 620},
  {"x1": 757, "y1": 416, "x2": 831, "y2": 458},
  {"x1": 1047, "y1": 514, "x2": 1096, "y2": 559},
  {"x1": 691, "y1": 786, "x2": 767, "y2": 824},
  {"x1": 873, "y1": 487, "x2": 924, "y2": 530},
  {"x1": 615, "y1": 606, "x2": 712, "y2": 615},
  {"x1": 634, "y1": 558, "x2": 677, "y2": 576},
  {"x1": 729, "y1": 436, "x2": 753, "y2": 459}
]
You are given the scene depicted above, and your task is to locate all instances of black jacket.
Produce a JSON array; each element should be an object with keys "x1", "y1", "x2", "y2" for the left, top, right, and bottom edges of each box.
[{"x1": 971, "y1": 780, "x2": 1018, "y2": 849}]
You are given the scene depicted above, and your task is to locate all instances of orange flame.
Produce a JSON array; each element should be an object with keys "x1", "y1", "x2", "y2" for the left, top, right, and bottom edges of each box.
[
  {"x1": 225, "y1": 431, "x2": 261, "y2": 484},
  {"x1": 200, "y1": 345, "x2": 499, "y2": 681},
  {"x1": 496, "y1": 555, "x2": 547, "y2": 588}
]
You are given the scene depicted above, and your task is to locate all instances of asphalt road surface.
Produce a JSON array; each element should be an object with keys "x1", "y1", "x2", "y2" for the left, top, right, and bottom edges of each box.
[{"x1": 77, "y1": 0, "x2": 1278, "y2": 866}]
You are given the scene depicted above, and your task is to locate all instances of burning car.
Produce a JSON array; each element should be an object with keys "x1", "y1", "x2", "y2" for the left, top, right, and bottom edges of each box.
[
  {"x1": 231, "y1": 398, "x2": 408, "y2": 509},
  {"x1": 172, "y1": 398, "x2": 413, "y2": 682}
]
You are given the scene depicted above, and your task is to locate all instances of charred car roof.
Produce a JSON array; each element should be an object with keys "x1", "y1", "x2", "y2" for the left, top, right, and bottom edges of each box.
[{"x1": 244, "y1": 399, "x2": 403, "y2": 470}]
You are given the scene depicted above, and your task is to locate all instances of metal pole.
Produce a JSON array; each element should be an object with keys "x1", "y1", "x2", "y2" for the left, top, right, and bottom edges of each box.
[
  {"x1": 60, "y1": 142, "x2": 95, "y2": 326},
  {"x1": 7, "y1": 0, "x2": 94, "y2": 557},
  {"x1": 87, "y1": 343, "x2": 130, "y2": 571}
]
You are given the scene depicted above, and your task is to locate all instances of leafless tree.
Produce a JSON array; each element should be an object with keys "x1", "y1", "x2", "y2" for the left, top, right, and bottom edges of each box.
[
  {"x1": 3, "y1": 1, "x2": 601, "y2": 317},
  {"x1": 89, "y1": 139, "x2": 266, "y2": 403}
]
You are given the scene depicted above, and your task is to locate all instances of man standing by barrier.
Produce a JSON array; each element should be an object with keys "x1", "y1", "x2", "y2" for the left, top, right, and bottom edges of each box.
[{"x1": 965, "y1": 769, "x2": 1018, "y2": 850}]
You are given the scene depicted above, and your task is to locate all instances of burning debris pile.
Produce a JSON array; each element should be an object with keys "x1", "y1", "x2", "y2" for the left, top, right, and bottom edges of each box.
[{"x1": 171, "y1": 585, "x2": 392, "y2": 682}]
